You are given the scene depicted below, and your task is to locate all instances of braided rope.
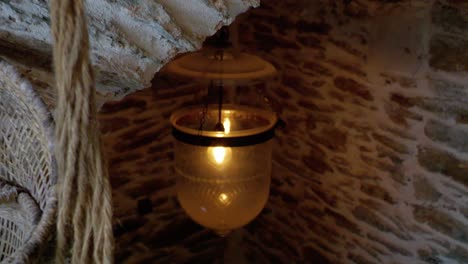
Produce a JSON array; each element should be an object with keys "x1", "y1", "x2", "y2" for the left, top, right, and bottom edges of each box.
[{"x1": 49, "y1": 0, "x2": 114, "y2": 263}]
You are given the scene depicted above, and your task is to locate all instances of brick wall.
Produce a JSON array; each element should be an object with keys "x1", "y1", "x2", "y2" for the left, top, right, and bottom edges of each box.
[{"x1": 99, "y1": 1, "x2": 468, "y2": 263}]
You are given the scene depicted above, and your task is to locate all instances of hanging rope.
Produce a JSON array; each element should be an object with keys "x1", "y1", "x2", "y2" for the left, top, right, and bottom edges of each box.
[{"x1": 50, "y1": 0, "x2": 114, "y2": 263}]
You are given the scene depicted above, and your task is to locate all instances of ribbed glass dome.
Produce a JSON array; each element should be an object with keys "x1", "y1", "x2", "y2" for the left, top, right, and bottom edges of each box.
[
  {"x1": 171, "y1": 104, "x2": 276, "y2": 235},
  {"x1": 165, "y1": 49, "x2": 277, "y2": 84}
]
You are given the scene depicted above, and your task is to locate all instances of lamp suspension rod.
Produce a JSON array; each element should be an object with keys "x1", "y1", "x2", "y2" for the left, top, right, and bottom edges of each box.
[
  {"x1": 218, "y1": 84, "x2": 223, "y2": 126},
  {"x1": 214, "y1": 47, "x2": 224, "y2": 132}
]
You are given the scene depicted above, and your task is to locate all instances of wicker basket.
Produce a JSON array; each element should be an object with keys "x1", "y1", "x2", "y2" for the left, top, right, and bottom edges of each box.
[{"x1": 0, "y1": 60, "x2": 57, "y2": 263}]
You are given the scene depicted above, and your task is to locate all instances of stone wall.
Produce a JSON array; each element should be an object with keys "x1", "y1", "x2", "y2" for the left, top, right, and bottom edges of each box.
[
  {"x1": 99, "y1": 0, "x2": 468, "y2": 263},
  {"x1": 99, "y1": 78, "x2": 227, "y2": 263}
]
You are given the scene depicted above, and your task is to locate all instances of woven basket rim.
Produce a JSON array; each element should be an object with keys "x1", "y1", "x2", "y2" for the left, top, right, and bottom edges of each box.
[{"x1": 0, "y1": 59, "x2": 57, "y2": 263}]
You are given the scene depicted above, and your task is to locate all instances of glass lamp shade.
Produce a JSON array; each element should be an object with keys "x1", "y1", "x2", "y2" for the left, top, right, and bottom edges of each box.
[
  {"x1": 170, "y1": 105, "x2": 277, "y2": 236},
  {"x1": 165, "y1": 49, "x2": 277, "y2": 85}
]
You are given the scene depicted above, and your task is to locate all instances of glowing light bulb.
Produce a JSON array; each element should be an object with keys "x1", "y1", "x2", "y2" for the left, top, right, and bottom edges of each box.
[
  {"x1": 218, "y1": 193, "x2": 230, "y2": 205},
  {"x1": 207, "y1": 146, "x2": 232, "y2": 166},
  {"x1": 213, "y1": 146, "x2": 226, "y2": 164},
  {"x1": 223, "y1": 118, "x2": 231, "y2": 135}
]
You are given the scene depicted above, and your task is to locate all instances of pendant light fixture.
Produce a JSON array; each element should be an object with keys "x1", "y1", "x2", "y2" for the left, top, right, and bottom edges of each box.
[{"x1": 167, "y1": 27, "x2": 278, "y2": 236}]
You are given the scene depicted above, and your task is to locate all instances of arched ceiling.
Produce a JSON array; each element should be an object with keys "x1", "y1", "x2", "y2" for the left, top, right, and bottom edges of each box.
[{"x1": 0, "y1": 0, "x2": 258, "y2": 108}]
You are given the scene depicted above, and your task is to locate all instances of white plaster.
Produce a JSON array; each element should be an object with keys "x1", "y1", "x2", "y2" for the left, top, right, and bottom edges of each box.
[{"x1": 0, "y1": 0, "x2": 258, "y2": 106}]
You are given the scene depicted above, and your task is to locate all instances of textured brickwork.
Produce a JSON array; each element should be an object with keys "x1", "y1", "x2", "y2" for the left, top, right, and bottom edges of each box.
[
  {"x1": 99, "y1": 1, "x2": 468, "y2": 263},
  {"x1": 99, "y1": 79, "x2": 229, "y2": 263},
  {"x1": 236, "y1": 1, "x2": 468, "y2": 263}
]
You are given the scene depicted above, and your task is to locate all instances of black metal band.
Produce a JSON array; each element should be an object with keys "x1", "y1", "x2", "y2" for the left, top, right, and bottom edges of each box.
[{"x1": 172, "y1": 127, "x2": 275, "y2": 147}]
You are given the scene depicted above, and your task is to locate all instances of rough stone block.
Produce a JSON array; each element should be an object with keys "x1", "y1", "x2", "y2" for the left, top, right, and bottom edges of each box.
[
  {"x1": 417, "y1": 248, "x2": 442, "y2": 264},
  {"x1": 254, "y1": 32, "x2": 300, "y2": 51},
  {"x1": 384, "y1": 102, "x2": 421, "y2": 128},
  {"x1": 414, "y1": 205, "x2": 468, "y2": 244},
  {"x1": 425, "y1": 119, "x2": 468, "y2": 154},
  {"x1": 432, "y1": 1, "x2": 468, "y2": 36},
  {"x1": 445, "y1": 246, "x2": 468, "y2": 263},
  {"x1": 413, "y1": 175, "x2": 442, "y2": 202},
  {"x1": 100, "y1": 117, "x2": 131, "y2": 134},
  {"x1": 360, "y1": 183, "x2": 395, "y2": 205},
  {"x1": 302, "y1": 246, "x2": 331, "y2": 264},
  {"x1": 296, "y1": 20, "x2": 331, "y2": 35},
  {"x1": 367, "y1": 233, "x2": 412, "y2": 257},
  {"x1": 310, "y1": 126, "x2": 348, "y2": 153},
  {"x1": 411, "y1": 97, "x2": 468, "y2": 120},
  {"x1": 296, "y1": 35, "x2": 324, "y2": 49},
  {"x1": 324, "y1": 208, "x2": 361, "y2": 235},
  {"x1": 417, "y1": 146, "x2": 468, "y2": 188},
  {"x1": 334, "y1": 77, "x2": 373, "y2": 101},
  {"x1": 430, "y1": 34, "x2": 468, "y2": 72},
  {"x1": 353, "y1": 206, "x2": 391, "y2": 233},
  {"x1": 457, "y1": 114, "x2": 468, "y2": 124},
  {"x1": 372, "y1": 132, "x2": 409, "y2": 154},
  {"x1": 390, "y1": 93, "x2": 415, "y2": 108},
  {"x1": 430, "y1": 78, "x2": 468, "y2": 102}
]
